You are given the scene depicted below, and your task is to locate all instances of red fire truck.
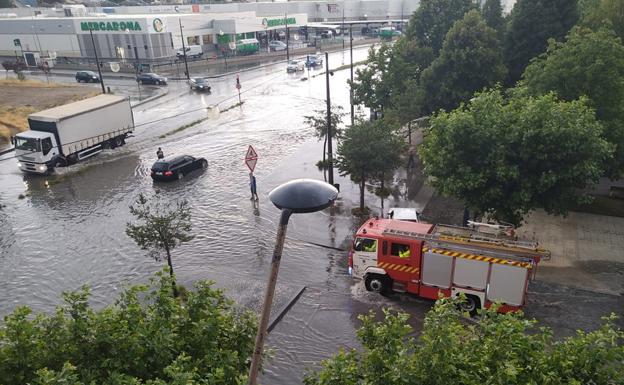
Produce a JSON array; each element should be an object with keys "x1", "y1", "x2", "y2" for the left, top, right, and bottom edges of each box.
[{"x1": 348, "y1": 218, "x2": 550, "y2": 314}]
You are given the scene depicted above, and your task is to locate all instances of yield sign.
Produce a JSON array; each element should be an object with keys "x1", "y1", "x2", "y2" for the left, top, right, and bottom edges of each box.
[{"x1": 245, "y1": 145, "x2": 258, "y2": 172}]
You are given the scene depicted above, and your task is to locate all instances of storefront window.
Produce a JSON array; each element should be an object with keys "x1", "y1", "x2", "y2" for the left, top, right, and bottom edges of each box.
[
  {"x1": 187, "y1": 36, "x2": 200, "y2": 45},
  {"x1": 202, "y1": 34, "x2": 213, "y2": 45}
]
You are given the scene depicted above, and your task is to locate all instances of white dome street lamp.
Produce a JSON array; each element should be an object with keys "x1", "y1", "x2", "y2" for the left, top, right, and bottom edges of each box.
[{"x1": 247, "y1": 179, "x2": 339, "y2": 385}]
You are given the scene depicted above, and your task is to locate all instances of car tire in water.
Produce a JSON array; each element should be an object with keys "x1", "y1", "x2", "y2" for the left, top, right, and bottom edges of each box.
[
  {"x1": 201, "y1": 160, "x2": 208, "y2": 169},
  {"x1": 364, "y1": 274, "x2": 391, "y2": 296},
  {"x1": 177, "y1": 172, "x2": 184, "y2": 180}
]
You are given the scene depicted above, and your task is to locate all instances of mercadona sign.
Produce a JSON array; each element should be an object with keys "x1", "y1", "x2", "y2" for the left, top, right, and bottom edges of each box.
[{"x1": 80, "y1": 21, "x2": 142, "y2": 32}]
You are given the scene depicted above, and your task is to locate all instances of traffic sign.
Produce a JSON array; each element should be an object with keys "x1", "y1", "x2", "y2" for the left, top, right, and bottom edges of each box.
[{"x1": 245, "y1": 145, "x2": 258, "y2": 172}]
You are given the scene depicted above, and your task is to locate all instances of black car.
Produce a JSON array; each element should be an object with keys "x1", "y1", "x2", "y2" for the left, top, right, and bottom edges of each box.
[
  {"x1": 150, "y1": 155, "x2": 207, "y2": 181},
  {"x1": 75, "y1": 70, "x2": 100, "y2": 83},
  {"x1": 189, "y1": 77, "x2": 211, "y2": 92},
  {"x1": 305, "y1": 55, "x2": 323, "y2": 68},
  {"x1": 137, "y1": 73, "x2": 168, "y2": 85}
]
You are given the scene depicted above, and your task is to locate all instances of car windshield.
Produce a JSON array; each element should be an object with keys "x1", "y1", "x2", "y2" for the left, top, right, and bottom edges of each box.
[
  {"x1": 145, "y1": 73, "x2": 157, "y2": 77},
  {"x1": 15, "y1": 136, "x2": 40, "y2": 152},
  {"x1": 151, "y1": 161, "x2": 170, "y2": 171},
  {"x1": 193, "y1": 78, "x2": 207, "y2": 84}
]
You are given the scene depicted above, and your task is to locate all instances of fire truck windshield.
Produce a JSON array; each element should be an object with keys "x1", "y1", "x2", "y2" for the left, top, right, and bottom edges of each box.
[{"x1": 354, "y1": 237, "x2": 377, "y2": 252}]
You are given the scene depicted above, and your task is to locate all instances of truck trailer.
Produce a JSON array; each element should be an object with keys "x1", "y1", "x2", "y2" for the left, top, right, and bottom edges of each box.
[
  {"x1": 349, "y1": 218, "x2": 550, "y2": 314},
  {"x1": 14, "y1": 94, "x2": 134, "y2": 174}
]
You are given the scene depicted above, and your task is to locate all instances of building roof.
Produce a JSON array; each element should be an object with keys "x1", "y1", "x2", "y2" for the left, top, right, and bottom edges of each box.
[{"x1": 29, "y1": 94, "x2": 128, "y2": 122}]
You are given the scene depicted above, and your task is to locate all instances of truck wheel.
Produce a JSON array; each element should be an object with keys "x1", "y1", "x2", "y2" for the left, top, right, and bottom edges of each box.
[
  {"x1": 365, "y1": 274, "x2": 390, "y2": 295},
  {"x1": 459, "y1": 295, "x2": 481, "y2": 317},
  {"x1": 111, "y1": 137, "x2": 123, "y2": 148}
]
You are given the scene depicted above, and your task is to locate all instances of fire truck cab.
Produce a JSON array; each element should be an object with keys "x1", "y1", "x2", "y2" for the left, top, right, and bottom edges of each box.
[{"x1": 348, "y1": 218, "x2": 550, "y2": 314}]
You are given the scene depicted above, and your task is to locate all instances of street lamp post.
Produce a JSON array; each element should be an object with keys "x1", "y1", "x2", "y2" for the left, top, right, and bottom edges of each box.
[
  {"x1": 349, "y1": 25, "x2": 354, "y2": 126},
  {"x1": 219, "y1": 30, "x2": 228, "y2": 72},
  {"x1": 88, "y1": 28, "x2": 106, "y2": 94},
  {"x1": 325, "y1": 52, "x2": 334, "y2": 186},
  {"x1": 247, "y1": 179, "x2": 338, "y2": 385},
  {"x1": 179, "y1": 19, "x2": 190, "y2": 80}
]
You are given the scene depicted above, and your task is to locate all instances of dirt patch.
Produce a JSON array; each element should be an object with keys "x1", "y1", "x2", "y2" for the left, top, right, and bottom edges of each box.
[{"x1": 0, "y1": 79, "x2": 97, "y2": 143}]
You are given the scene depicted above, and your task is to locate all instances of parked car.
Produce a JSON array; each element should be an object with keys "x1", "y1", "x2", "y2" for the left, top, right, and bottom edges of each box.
[
  {"x1": 320, "y1": 30, "x2": 334, "y2": 39},
  {"x1": 269, "y1": 40, "x2": 287, "y2": 51},
  {"x1": 286, "y1": 60, "x2": 304, "y2": 73},
  {"x1": 150, "y1": 155, "x2": 208, "y2": 181},
  {"x1": 189, "y1": 77, "x2": 211, "y2": 92},
  {"x1": 75, "y1": 70, "x2": 100, "y2": 83},
  {"x1": 305, "y1": 55, "x2": 323, "y2": 68},
  {"x1": 137, "y1": 73, "x2": 167, "y2": 85}
]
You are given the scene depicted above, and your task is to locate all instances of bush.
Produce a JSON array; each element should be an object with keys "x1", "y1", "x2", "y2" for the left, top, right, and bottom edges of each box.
[{"x1": 0, "y1": 270, "x2": 257, "y2": 385}]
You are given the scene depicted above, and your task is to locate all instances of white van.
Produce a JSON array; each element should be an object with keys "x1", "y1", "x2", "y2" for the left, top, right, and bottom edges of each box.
[{"x1": 176, "y1": 45, "x2": 203, "y2": 58}]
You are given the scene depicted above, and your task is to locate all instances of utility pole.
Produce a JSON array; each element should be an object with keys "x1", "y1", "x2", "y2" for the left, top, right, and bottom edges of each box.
[
  {"x1": 285, "y1": 12, "x2": 290, "y2": 62},
  {"x1": 88, "y1": 28, "x2": 106, "y2": 94},
  {"x1": 179, "y1": 19, "x2": 190, "y2": 80},
  {"x1": 349, "y1": 25, "x2": 354, "y2": 126},
  {"x1": 325, "y1": 51, "x2": 334, "y2": 186},
  {"x1": 133, "y1": 46, "x2": 141, "y2": 101}
]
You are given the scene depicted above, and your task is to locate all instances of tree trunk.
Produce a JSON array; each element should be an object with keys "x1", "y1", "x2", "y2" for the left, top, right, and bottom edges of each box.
[
  {"x1": 380, "y1": 175, "x2": 385, "y2": 217},
  {"x1": 360, "y1": 174, "x2": 365, "y2": 211},
  {"x1": 165, "y1": 245, "x2": 178, "y2": 298},
  {"x1": 322, "y1": 134, "x2": 327, "y2": 166}
]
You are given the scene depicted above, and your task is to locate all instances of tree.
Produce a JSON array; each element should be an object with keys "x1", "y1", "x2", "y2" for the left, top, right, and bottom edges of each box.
[
  {"x1": 504, "y1": 0, "x2": 578, "y2": 85},
  {"x1": 303, "y1": 105, "x2": 345, "y2": 168},
  {"x1": 523, "y1": 27, "x2": 624, "y2": 178},
  {"x1": 579, "y1": 0, "x2": 624, "y2": 40},
  {"x1": 405, "y1": 0, "x2": 476, "y2": 54},
  {"x1": 481, "y1": 0, "x2": 505, "y2": 39},
  {"x1": 420, "y1": 88, "x2": 612, "y2": 225},
  {"x1": 350, "y1": 44, "x2": 393, "y2": 116},
  {"x1": 418, "y1": 10, "x2": 507, "y2": 115},
  {"x1": 336, "y1": 119, "x2": 404, "y2": 213},
  {"x1": 126, "y1": 193, "x2": 193, "y2": 297},
  {"x1": 0, "y1": 272, "x2": 257, "y2": 385},
  {"x1": 304, "y1": 297, "x2": 624, "y2": 385}
]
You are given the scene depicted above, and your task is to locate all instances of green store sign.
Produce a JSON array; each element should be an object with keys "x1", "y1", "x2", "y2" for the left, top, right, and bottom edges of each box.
[
  {"x1": 80, "y1": 21, "x2": 142, "y2": 32},
  {"x1": 262, "y1": 17, "x2": 296, "y2": 28}
]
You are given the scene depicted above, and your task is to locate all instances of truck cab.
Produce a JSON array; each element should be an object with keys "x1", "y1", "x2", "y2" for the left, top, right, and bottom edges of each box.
[{"x1": 15, "y1": 130, "x2": 59, "y2": 174}]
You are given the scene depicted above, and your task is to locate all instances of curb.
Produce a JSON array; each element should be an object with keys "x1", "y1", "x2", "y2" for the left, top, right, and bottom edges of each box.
[{"x1": 131, "y1": 89, "x2": 169, "y2": 108}]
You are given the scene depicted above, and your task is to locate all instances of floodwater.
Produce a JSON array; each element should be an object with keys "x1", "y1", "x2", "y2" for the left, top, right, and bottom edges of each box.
[
  {"x1": 1, "y1": 46, "x2": 623, "y2": 384},
  {"x1": 0, "y1": 47, "x2": 421, "y2": 383}
]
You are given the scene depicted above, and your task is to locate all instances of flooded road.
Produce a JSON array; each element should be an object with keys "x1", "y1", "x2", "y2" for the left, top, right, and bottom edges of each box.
[{"x1": 1, "y1": 46, "x2": 623, "y2": 384}]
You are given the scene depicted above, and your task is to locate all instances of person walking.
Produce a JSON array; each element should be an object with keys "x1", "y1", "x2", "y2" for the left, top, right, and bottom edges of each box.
[
  {"x1": 250, "y1": 172, "x2": 259, "y2": 201},
  {"x1": 156, "y1": 147, "x2": 164, "y2": 159}
]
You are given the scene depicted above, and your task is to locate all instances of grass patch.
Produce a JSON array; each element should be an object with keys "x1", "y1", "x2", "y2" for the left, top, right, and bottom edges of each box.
[
  {"x1": 159, "y1": 117, "x2": 208, "y2": 139},
  {"x1": 220, "y1": 101, "x2": 244, "y2": 113},
  {"x1": 0, "y1": 79, "x2": 69, "y2": 88},
  {"x1": 572, "y1": 195, "x2": 624, "y2": 217},
  {"x1": 0, "y1": 106, "x2": 37, "y2": 142}
]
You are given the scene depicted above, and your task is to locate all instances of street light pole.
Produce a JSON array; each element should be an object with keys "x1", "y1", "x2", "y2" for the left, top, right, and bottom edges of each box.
[
  {"x1": 247, "y1": 179, "x2": 339, "y2": 385},
  {"x1": 89, "y1": 28, "x2": 106, "y2": 94},
  {"x1": 325, "y1": 51, "x2": 334, "y2": 186},
  {"x1": 179, "y1": 19, "x2": 190, "y2": 80},
  {"x1": 349, "y1": 25, "x2": 354, "y2": 126}
]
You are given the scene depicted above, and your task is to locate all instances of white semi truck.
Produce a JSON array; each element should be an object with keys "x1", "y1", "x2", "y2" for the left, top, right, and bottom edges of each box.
[{"x1": 15, "y1": 94, "x2": 134, "y2": 174}]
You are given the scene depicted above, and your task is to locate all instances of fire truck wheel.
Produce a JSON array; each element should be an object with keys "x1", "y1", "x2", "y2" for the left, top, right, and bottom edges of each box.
[
  {"x1": 365, "y1": 274, "x2": 391, "y2": 295},
  {"x1": 459, "y1": 295, "x2": 480, "y2": 316}
]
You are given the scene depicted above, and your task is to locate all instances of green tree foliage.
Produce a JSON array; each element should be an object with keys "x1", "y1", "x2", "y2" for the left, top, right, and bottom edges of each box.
[
  {"x1": 350, "y1": 44, "x2": 393, "y2": 114},
  {"x1": 126, "y1": 194, "x2": 193, "y2": 297},
  {"x1": 481, "y1": 0, "x2": 505, "y2": 39},
  {"x1": 405, "y1": 0, "x2": 476, "y2": 54},
  {"x1": 418, "y1": 10, "x2": 507, "y2": 115},
  {"x1": 523, "y1": 27, "x2": 624, "y2": 178},
  {"x1": 336, "y1": 119, "x2": 404, "y2": 211},
  {"x1": 0, "y1": 272, "x2": 257, "y2": 385},
  {"x1": 420, "y1": 88, "x2": 611, "y2": 225},
  {"x1": 579, "y1": 0, "x2": 624, "y2": 40},
  {"x1": 504, "y1": 0, "x2": 578, "y2": 85},
  {"x1": 304, "y1": 297, "x2": 624, "y2": 385}
]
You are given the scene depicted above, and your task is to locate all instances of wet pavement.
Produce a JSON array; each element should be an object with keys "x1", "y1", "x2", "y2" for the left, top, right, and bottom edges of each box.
[{"x1": 1, "y1": 46, "x2": 623, "y2": 384}]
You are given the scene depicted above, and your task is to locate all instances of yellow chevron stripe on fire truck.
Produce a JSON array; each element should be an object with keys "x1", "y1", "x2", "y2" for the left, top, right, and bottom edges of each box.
[
  {"x1": 422, "y1": 247, "x2": 533, "y2": 269},
  {"x1": 377, "y1": 262, "x2": 420, "y2": 274}
]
